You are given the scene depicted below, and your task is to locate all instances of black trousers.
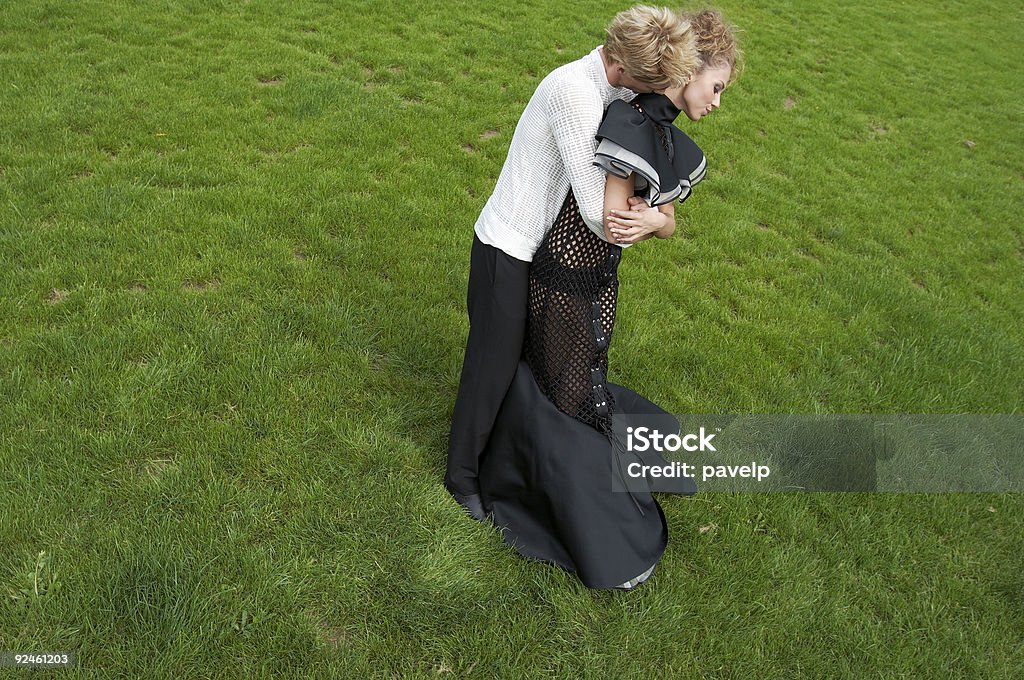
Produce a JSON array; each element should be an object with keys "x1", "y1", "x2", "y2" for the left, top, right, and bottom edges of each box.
[{"x1": 445, "y1": 235, "x2": 530, "y2": 497}]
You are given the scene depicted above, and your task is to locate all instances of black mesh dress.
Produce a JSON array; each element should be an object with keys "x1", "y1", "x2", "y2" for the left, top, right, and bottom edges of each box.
[
  {"x1": 478, "y1": 94, "x2": 707, "y2": 589},
  {"x1": 525, "y1": 190, "x2": 622, "y2": 436}
]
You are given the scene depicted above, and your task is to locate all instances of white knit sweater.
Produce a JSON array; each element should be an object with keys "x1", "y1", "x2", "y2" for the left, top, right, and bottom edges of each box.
[{"x1": 474, "y1": 47, "x2": 635, "y2": 262}]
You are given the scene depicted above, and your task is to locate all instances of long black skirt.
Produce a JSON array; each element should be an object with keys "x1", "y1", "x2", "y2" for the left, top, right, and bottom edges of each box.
[{"x1": 477, "y1": 191, "x2": 674, "y2": 589}]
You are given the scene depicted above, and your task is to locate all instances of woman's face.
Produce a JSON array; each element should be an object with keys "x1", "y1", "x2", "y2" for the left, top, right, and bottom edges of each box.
[{"x1": 664, "y1": 64, "x2": 732, "y2": 121}]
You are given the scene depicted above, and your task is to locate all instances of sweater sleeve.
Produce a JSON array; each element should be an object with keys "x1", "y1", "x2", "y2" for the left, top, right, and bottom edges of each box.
[{"x1": 546, "y1": 81, "x2": 609, "y2": 238}]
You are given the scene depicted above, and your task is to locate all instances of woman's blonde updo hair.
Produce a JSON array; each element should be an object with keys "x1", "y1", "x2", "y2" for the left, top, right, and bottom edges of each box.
[
  {"x1": 680, "y1": 8, "x2": 743, "y2": 83},
  {"x1": 603, "y1": 6, "x2": 700, "y2": 88}
]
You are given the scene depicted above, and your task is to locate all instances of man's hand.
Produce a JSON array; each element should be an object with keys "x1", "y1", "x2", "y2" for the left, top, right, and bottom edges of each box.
[
  {"x1": 607, "y1": 196, "x2": 673, "y2": 244},
  {"x1": 627, "y1": 196, "x2": 648, "y2": 210}
]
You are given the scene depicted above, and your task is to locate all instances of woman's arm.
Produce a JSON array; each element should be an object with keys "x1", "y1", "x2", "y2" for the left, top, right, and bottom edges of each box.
[
  {"x1": 606, "y1": 190, "x2": 676, "y2": 244},
  {"x1": 603, "y1": 173, "x2": 635, "y2": 243},
  {"x1": 650, "y1": 199, "x2": 675, "y2": 239}
]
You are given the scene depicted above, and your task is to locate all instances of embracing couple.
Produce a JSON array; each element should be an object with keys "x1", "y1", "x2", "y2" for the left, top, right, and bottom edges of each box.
[{"x1": 446, "y1": 6, "x2": 741, "y2": 590}]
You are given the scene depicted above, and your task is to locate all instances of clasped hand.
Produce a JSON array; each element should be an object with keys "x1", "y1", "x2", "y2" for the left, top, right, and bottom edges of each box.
[{"x1": 607, "y1": 196, "x2": 672, "y2": 244}]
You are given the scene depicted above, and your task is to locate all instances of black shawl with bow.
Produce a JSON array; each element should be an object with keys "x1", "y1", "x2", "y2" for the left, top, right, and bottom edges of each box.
[{"x1": 593, "y1": 93, "x2": 707, "y2": 206}]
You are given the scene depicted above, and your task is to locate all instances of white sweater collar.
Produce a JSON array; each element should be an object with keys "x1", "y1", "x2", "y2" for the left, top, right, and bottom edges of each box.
[{"x1": 589, "y1": 46, "x2": 632, "y2": 107}]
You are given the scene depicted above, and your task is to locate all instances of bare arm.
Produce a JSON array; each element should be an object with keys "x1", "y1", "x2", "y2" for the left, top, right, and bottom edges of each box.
[
  {"x1": 603, "y1": 172, "x2": 635, "y2": 243},
  {"x1": 652, "y1": 200, "x2": 676, "y2": 239}
]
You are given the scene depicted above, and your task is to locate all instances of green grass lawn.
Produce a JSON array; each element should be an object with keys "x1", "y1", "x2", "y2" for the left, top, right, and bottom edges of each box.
[{"x1": 1, "y1": 0, "x2": 1022, "y2": 677}]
